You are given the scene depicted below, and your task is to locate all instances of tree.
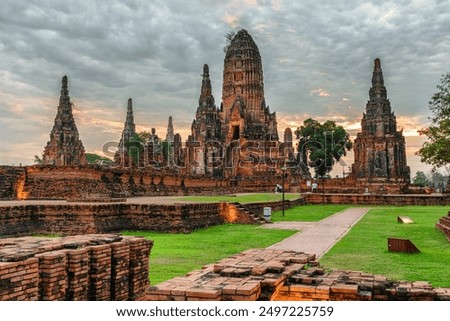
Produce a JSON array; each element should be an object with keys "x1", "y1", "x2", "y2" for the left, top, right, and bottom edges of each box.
[
  {"x1": 223, "y1": 31, "x2": 235, "y2": 53},
  {"x1": 418, "y1": 73, "x2": 450, "y2": 168},
  {"x1": 412, "y1": 171, "x2": 429, "y2": 187},
  {"x1": 33, "y1": 155, "x2": 43, "y2": 164},
  {"x1": 430, "y1": 171, "x2": 448, "y2": 191},
  {"x1": 295, "y1": 118, "x2": 353, "y2": 177},
  {"x1": 85, "y1": 153, "x2": 113, "y2": 165}
]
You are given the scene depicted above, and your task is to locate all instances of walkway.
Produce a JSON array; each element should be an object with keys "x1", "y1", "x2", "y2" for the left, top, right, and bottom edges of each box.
[{"x1": 265, "y1": 207, "x2": 370, "y2": 258}]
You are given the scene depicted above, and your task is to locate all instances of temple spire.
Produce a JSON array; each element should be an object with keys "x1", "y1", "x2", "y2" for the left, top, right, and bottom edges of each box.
[
  {"x1": 59, "y1": 75, "x2": 71, "y2": 112},
  {"x1": 369, "y1": 58, "x2": 387, "y2": 101},
  {"x1": 166, "y1": 116, "x2": 174, "y2": 142},
  {"x1": 125, "y1": 98, "x2": 135, "y2": 133},
  {"x1": 199, "y1": 64, "x2": 214, "y2": 108},
  {"x1": 43, "y1": 75, "x2": 86, "y2": 166}
]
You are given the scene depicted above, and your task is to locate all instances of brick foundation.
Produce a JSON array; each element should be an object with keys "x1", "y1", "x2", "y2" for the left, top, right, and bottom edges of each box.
[
  {"x1": 0, "y1": 203, "x2": 226, "y2": 237},
  {"x1": 436, "y1": 211, "x2": 450, "y2": 241},
  {"x1": 305, "y1": 193, "x2": 450, "y2": 205},
  {"x1": 0, "y1": 234, "x2": 153, "y2": 301},
  {"x1": 0, "y1": 198, "x2": 291, "y2": 237},
  {"x1": 146, "y1": 249, "x2": 450, "y2": 301}
]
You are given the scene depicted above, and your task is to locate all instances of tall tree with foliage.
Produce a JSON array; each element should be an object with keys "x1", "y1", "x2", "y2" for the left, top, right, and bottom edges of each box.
[
  {"x1": 418, "y1": 73, "x2": 450, "y2": 168},
  {"x1": 412, "y1": 171, "x2": 429, "y2": 187},
  {"x1": 295, "y1": 118, "x2": 353, "y2": 177}
]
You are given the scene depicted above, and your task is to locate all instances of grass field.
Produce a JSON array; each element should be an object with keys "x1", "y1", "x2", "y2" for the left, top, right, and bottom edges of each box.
[
  {"x1": 271, "y1": 204, "x2": 351, "y2": 222},
  {"x1": 178, "y1": 193, "x2": 299, "y2": 204},
  {"x1": 123, "y1": 224, "x2": 296, "y2": 285},
  {"x1": 320, "y1": 206, "x2": 450, "y2": 287}
]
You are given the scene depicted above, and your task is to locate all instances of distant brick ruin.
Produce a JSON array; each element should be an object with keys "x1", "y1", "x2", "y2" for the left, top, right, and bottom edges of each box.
[
  {"x1": 353, "y1": 58, "x2": 410, "y2": 183},
  {"x1": 24, "y1": 32, "x2": 426, "y2": 198},
  {"x1": 114, "y1": 29, "x2": 310, "y2": 181},
  {"x1": 42, "y1": 76, "x2": 86, "y2": 166}
]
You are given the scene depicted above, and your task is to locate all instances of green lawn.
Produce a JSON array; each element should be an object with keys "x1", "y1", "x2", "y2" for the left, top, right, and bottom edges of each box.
[
  {"x1": 320, "y1": 206, "x2": 450, "y2": 287},
  {"x1": 123, "y1": 224, "x2": 296, "y2": 285},
  {"x1": 178, "y1": 193, "x2": 299, "y2": 204},
  {"x1": 271, "y1": 204, "x2": 351, "y2": 222}
]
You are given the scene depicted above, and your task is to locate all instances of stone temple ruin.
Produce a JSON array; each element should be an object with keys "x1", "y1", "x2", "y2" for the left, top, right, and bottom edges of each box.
[
  {"x1": 353, "y1": 58, "x2": 410, "y2": 183},
  {"x1": 115, "y1": 29, "x2": 309, "y2": 181},
  {"x1": 0, "y1": 30, "x2": 449, "y2": 303},
  {"x1": 42, "y1": 75, "x2": 86, "y2": 166},
  {"x1": 1, "y1": 29, "x2": 447, "y2": 201}
]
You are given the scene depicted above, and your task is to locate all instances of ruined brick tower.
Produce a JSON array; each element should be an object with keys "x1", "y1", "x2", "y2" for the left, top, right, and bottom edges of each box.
[
  {"x1": 219, "y1": 29, "x2": 280, "y2": 176},
  {"x1": 188, "y1": 64, "x2": 223, "y2": 176},
  {"x1": 166, "y1": 116, "x2": 174, "y2": 142},
  {"x1": 114, "y1": 98, "x2": 136, "y2": 166},
  {"x1": 43, "y1": 76, "x2": 86, "y2": 166},
  {"x1": 220, "y1": 29, "x2": 278, "y2": 142},
  {"x1": 352, "y1": 58, "x2": 410, "y2": 182}
]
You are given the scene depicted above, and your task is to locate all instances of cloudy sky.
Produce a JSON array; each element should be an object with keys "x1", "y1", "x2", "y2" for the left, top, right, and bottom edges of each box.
[{"x1": 1, "y1": 0, "x2": 449, "y2": 176}]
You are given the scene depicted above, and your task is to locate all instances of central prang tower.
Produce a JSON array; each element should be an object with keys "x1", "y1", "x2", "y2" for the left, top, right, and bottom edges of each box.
[{"x1": 220, "y1": 29, "x2": 278, "y2": 143}]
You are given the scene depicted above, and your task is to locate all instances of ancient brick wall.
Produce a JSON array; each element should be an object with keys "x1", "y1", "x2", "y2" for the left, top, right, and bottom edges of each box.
[
  {"x1": 0, "y1": 166, "x2": 26, "y2": 200},
  {"x1": 0, "y1": 202, "x2": 228, "y2": 237},
  {"x1": 146, "y1": 249, "x2": 450, "y2": 301},
  {"x1": 242, "y1": 198, "x2": 307, "y2": 215},
  {"x1": 0, "y1": 234, "x2": 153, "y2": 301},
  {"x1": 305, "y1": 193, "x2": 450, "y2": 206},
  {"x1": 0, "y1": 165, "x2": 282, "y2": 200},
  {"x1": 436, "y1": 211, "x2": 450, "y2": 242}
]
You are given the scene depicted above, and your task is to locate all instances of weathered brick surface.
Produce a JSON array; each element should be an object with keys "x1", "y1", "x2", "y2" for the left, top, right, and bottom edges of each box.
[
  {"x1": 306, "y1": 193, "x2": 450, "y2": 206},
  {"x1": 0, "y1": 234, "x2": 153, "y2": 301},
  {"x1": 436, "y1": 211, "x2": 450, "y2": 242},
  {"x1": 0, "y1": 198, "x2": 280, "y2": 237},
  {"x1": 0, "y1": 167, "x2": 26, "y2": 200},
  {"x1": 0, "y1": 203, "x2": 226, "y2": 237},
  {"x1": 145, "y1": 249, "x2": 450, "y2": 301}
]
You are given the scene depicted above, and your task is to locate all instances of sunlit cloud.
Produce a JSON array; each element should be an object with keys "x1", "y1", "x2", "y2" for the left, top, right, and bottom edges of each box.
[
  {"x1": 310, "y1": 88, "x2": 331, "y2": 97},
  {"x1": 223, "y1": 12, "x2": 240, "y2": 28}
]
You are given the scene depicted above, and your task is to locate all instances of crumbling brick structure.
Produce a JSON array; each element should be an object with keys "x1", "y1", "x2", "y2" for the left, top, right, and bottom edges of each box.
[
  {"x1": 147, "y1": 249, "x2": 450, "y2": 301},
  {"x1": 42, "y1": 76, "x2": 86, "y2": 166},
  {"x1": 352, "y1": 59, "x2": 410, "y2": 183},
  {"x1": 436, "y1": 211, "x2": 450, "y2": 241},
  {"x1": 0, "y1": 234, "x2": 153, "y2": 301}
]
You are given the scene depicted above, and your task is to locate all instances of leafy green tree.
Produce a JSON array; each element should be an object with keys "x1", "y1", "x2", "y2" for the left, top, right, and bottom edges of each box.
[
  {"x1": 85, "y1": 153, "x2": 113, "y2": 165},
  {"x1": 295, "y1": 118, "x2": 353, "y2": 177},
  {"x1": 430, "y1": 171, "x2": 448, "y2": 191},
  {"x1": 33, "y1": 155, "x2": 43, "y2": 164},
  {"x1": 418, "y1": 73, "x2": 450, "y2": 168},
  {"x1": 412, "y1": 171, "x2": 429, "y2": 187}
]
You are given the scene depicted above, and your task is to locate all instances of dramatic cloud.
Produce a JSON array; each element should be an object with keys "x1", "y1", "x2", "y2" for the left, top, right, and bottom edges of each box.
[{"x1": 1, "y1": 0, "x2": 449, "y2": 176}]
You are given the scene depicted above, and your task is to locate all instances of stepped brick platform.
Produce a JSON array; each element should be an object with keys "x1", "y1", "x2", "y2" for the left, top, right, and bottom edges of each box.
[
  {"x1": 0, "y1": 234, "x2": 153, "y2": 301},
  {"x1": 0, "y1": 198, "x2": 306, "y2": 238},
  {"x1": 436, "y1": 211, "x2": 450, "y2": 241},
  {"x1": 146, "y1": 249, "x2": 450, "y2": 301}
]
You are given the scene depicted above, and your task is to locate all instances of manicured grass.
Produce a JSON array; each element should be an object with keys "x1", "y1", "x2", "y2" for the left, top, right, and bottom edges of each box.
[
  {"x1": 123, "y1": 224, "x2": 296, "y2": 285},
  {"x1": 320, "y1": 206, "x2": 450, "y2": 287},
  {"x1": 178, "y1": 193, "x2": 300, "y2": 204},
  {"x1": 271, "y1": 204, "x2": 351, "y2": 222}
]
